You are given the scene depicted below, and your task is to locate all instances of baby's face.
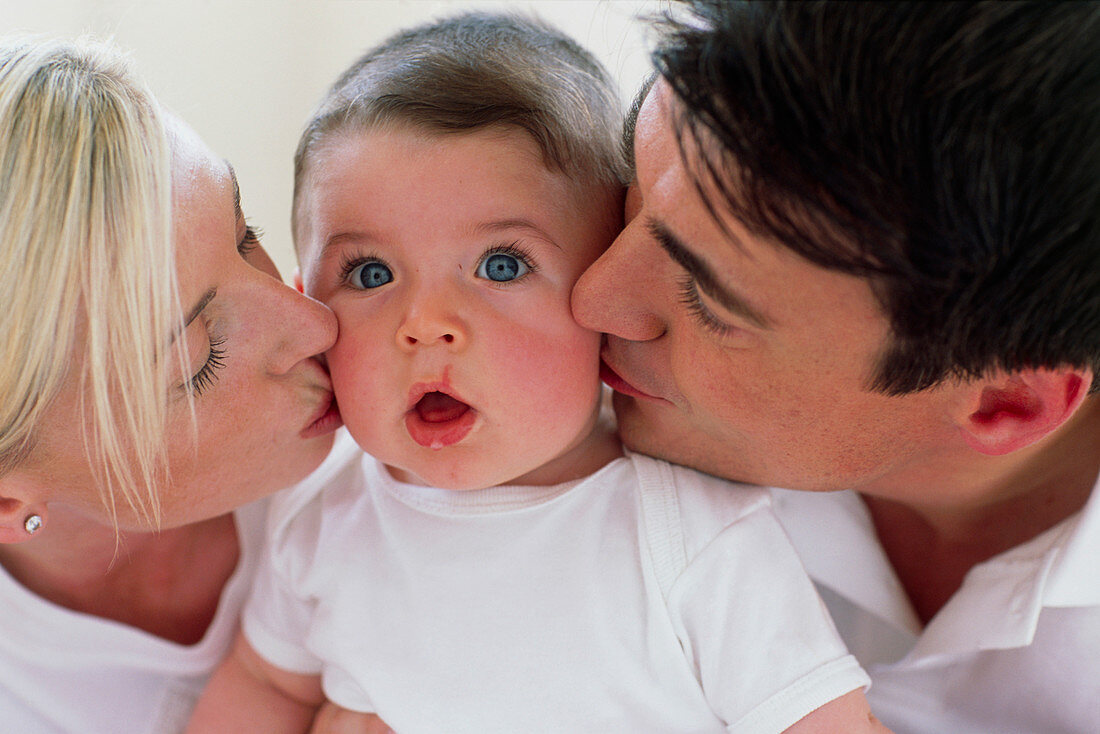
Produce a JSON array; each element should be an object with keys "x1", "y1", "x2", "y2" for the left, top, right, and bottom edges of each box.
[{"x1": 298, "y1": 125, "x2": 619, "y2": 489}]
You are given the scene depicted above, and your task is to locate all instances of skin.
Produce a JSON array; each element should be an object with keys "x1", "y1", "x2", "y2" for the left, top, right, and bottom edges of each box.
[
  {"x1": 573, "y1": 81, "x2": 974, "y2": 496},
  {"x1": 0, "y1": 120, "x2": 341, "y2": 643},
  {"x1": 190, "y1": 124, "x2": 624, "y2": 734},
  {"x1": 190, "y1": 120, "x2": 897, "y2": 733},
  {"x1": 298, "y1": 125, "x2": 622, "y2": 490},
  {"x1": 571, "y1": 80, "x2": 1098, "y2": 624},
  {"x1": 309, "y1": 703, "x2": 394, "y2": 734}
]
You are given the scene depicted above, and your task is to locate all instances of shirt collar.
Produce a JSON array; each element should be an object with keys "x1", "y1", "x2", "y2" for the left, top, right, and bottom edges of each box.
[
  {"x1": 939, "y1": 469, "x2": 1100, "y2": 653},
  {"x1": 914, "y1": 513, "x2": 1069, "y2": 655},
  {"x1": 1041, "y1": 470, "x2": 1100, "y2": 607},
  {"x1": 772, "y1": 472, "x2": 1100, "y2": 657}
]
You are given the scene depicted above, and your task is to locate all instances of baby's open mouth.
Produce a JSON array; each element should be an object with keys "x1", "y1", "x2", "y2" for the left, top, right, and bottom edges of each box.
[
  {"x1": 415, "y1": 391, "x2": 470, "y2": 423},
  {"x1": 405, "y1": 391, "x2": 477, "y2": 449}
]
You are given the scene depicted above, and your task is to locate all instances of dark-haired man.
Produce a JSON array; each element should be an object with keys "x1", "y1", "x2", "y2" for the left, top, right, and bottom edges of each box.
[{"x1": 573, "y1": 2, "x2": 1100, "y2": 731}]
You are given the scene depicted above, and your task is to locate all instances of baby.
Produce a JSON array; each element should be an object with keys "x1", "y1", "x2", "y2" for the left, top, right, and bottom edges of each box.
[{"x1": 189, "y1": 13, "x2": 888, "y2": 734}]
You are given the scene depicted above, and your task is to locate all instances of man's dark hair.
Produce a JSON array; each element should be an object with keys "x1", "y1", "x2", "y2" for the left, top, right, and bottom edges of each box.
[{"x1": 653, "y1": 0, "x2": 1100, "y2": 394}]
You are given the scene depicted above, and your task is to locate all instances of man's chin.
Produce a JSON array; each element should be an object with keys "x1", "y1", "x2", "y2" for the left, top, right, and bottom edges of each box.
[
  {"x1": 613, "y1": 399, "x2": 760, "y2": 485},
  {"x1": 613, "y1": 397, "x2": 678, "y2": 461}
]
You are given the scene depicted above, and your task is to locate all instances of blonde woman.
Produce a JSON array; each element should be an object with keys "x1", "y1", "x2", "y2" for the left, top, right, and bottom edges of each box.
[{"x1": 0, "y1": 37, "x2": 344, "y2": 733}]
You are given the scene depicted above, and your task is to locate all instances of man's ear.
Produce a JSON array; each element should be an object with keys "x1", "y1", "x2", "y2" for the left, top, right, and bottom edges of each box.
[
  {"x1": 955, "y1": 368, "x2": 1092, "y2": 455},
  {"x1": 293, "y1": 267, "x2": 304, "y2": 294}
]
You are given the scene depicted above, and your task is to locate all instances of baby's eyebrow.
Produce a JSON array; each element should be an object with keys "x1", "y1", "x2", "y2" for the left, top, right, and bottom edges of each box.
[
  {"x1": 474, "y1": 218, "x2": 561, "y2": 250},
  {"x1": 318, "y1": 231, "x2": 381, "y2": 261}
]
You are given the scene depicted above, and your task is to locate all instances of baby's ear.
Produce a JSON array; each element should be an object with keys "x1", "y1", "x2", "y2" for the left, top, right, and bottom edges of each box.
[
  {"x1": 954, "y1": 368, "x2": 1091, "y2": 455},
  {"x1": 293, "y1": 267, "x2": 304, "y2": 294}
]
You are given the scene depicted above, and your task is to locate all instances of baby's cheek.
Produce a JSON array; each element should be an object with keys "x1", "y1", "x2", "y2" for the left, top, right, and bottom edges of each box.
[
  {"x1": 328, "y1": 342, "x2": 390, "y2": 426},
  {"x1": 522, "y1": 340, "x2": 602, "y2": 415},
  {"x1": 327, "y1": 351, "x2": 364, "y2": 402}
]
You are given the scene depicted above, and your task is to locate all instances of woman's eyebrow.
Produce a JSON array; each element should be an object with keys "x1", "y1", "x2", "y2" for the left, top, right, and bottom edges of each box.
[
  {"x1": 167, "y1": 287, "x2": 217, "y2": 347},
  {"x1": 184, "y1": 288, "x2": 217, "y2": 329},
  {"x1": 226, "y1": 161, "x2": 242, "y2": 220},
  {"x1": 177, "y1": 161, "x2": 235, "y2": 333}
]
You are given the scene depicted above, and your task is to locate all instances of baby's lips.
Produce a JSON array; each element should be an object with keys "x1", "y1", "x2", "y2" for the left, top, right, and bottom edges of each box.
[
  {"x1": 413, "y1": 391, "x2": 470, "y2": 422},
  {"x1": 406, "y1": 377, "x2": 460, "y2": 410},
  {"x1": 404, "y1": 398, "x2": 477, "y2": 449}
]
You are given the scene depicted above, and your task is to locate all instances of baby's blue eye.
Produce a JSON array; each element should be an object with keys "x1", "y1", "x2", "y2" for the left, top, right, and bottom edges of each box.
[
  {"x1": 477, "y1": 252, "x2": 529, "y2": 282},
  {"x1": 349, "y1": 261, "x2": 393, "y2": 289}
]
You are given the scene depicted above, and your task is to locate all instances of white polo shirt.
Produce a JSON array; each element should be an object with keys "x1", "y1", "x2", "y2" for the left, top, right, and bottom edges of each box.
[{"x1": 771, "y1": 474, "x2": 1100, "y2": 734}]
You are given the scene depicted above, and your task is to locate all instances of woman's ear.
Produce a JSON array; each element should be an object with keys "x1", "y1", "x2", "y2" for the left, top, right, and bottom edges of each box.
[
  {"x1": 0, "y1": 469, "x2": 49, "y2": 543},
  {"x1": 293, "y1": 267, "x2": 304, "y2": 294},
  {"x1": 0, "y1": 494, "x2": 45, "y2": 544},
  {"x1": 954, "y1": 368, "x2": 1092, "y2": 455}
]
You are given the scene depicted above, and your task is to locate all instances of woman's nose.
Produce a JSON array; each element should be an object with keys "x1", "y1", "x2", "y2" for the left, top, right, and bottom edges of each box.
[{"x1": 268, "y1": 281, "x2": 338, "y2": 374}]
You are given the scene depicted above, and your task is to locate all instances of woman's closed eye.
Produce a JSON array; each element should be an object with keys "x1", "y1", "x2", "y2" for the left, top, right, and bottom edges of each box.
[
  {"x1": 187, "y1": 333, "x2": 227, "y2": 396},
  {"x1": 180, "y1": 221, "x2": 260, "y2": 397},
  {"x1": 238, "y1": 223, "x2": 262, "y2": 257}
]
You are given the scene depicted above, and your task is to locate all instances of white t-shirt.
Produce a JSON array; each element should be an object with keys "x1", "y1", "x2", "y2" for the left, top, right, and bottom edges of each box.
[
  {"x1": 0, "y1": 500, "x2": 266, "y2": 734},
  {"x1": 771, "y1": 475, "x2": 1100, "y2": 734},
  {"x1": 245, "y1": 431, "x2": 868, "y2": 734}
]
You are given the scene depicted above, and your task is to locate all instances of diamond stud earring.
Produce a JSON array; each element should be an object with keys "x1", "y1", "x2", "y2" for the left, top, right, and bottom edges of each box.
[{"x1": 24, "y1": 514, "x2": 42, "y2": 535}]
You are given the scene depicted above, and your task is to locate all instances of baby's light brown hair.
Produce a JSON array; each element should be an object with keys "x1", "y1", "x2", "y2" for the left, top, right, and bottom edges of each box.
[{"x1": 292, "y1": 11, "x2": 626, "y2": 250}]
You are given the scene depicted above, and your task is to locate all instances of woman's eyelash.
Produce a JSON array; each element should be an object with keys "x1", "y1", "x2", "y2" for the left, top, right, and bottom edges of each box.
[
  {"x1": 238, "y1": 223, "x2": 263, "y2": 256},
  {"x1": 677, "y1": 274, "x2": 734, "y2": 336},
  {"x1": 188, "y1": 335, "x2": 227, "y2": 396}
]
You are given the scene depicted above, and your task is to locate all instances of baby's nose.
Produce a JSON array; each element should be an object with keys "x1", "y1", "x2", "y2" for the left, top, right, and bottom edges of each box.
[{"x1": 396, "y1": 298, "x2": 467, "y2": 351}]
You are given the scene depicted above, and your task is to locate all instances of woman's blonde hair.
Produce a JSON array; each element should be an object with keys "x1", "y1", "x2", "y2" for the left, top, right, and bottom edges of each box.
[{"x1": 0, "y1": 36, "x2": 181, "y2": 526}]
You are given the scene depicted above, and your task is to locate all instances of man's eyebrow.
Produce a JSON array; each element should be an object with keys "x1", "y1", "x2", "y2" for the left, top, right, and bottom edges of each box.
[{"x1": 647, "y1": 217, "x2": 772, "y2": 330}]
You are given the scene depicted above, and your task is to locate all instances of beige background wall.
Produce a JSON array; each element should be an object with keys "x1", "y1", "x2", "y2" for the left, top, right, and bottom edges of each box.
[{"x1": 2, "y1": 0, "x2": 661, "y2": 277}]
